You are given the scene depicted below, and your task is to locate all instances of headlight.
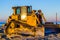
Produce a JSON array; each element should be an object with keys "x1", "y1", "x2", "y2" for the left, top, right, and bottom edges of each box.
[{"x1": 21, "y1": 14, "x2": 26, "y2": 20}]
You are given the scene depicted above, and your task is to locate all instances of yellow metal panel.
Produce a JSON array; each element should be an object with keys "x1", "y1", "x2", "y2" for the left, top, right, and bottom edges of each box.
[
  {"x1": 27, "y1": 15, "x2": 37, "y2": 27},
  {"x1": 11, "y1": 15, "x2": 18, "y2": 20}
]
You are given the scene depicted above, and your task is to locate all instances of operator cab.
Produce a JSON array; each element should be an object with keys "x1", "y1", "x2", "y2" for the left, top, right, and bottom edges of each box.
[
  {"x1": 12, "y1": 6, "x2": 32, "y2": 15},
  {"x1": 12, "y1": 6, "x2": 32, "y2": 21}
]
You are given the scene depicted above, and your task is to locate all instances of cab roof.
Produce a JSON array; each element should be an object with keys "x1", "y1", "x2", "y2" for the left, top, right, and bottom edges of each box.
[{"x1": 12, "y1": 6, "x2": 32, "y2": 9}]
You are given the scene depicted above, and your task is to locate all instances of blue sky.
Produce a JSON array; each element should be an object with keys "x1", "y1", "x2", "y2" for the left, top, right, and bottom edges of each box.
[{"x1": 0, "y1": 0, "x2": 60, "y2": 22}]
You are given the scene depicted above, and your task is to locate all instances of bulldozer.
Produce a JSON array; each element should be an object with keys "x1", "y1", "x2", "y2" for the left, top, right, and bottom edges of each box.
[{"x1": 3, "y1": 6, "x2": 46, "y2": 38}]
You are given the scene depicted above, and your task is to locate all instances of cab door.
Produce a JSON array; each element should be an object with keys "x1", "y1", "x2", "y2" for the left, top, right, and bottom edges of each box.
[{"x1": 21, "y1": 6, "x2": 27, "y2": 21}]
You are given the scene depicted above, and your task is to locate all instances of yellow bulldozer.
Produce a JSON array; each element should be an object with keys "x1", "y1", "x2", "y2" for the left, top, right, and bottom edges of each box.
[{"x1": 3, "y1": 6, "x2": 46, "y2": 38}]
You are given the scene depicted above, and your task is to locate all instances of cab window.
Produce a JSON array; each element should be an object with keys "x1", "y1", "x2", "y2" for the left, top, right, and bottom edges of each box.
[
  {"x1": 28, "y1": 7, "x2": 31, "y2": 13},
  {"x1": 16, "y1": 8, "x2": 20, "y2": 14}
]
